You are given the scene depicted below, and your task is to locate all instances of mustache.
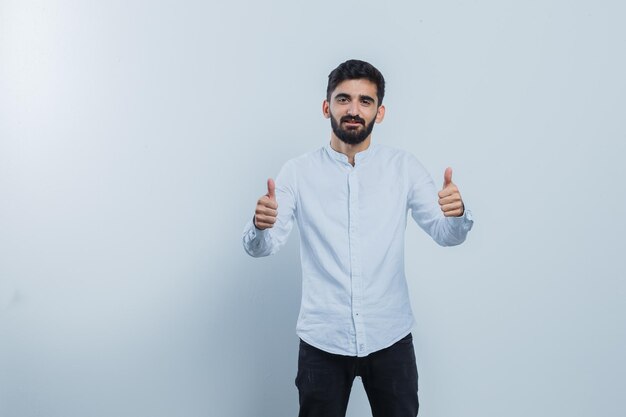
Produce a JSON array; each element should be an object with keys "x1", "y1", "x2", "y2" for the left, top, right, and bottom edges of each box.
[{"x1": 340, "y1": 115, "x2": 366, "y2": 125}]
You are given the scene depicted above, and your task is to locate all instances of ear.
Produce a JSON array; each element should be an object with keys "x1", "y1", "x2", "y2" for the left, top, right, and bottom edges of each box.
[
  {"x1": 375, "y1": 104, "x2": 386, "y2": 123},
  {"x1": 322, "y1": 100, "x2": 330, "y2": 119}
]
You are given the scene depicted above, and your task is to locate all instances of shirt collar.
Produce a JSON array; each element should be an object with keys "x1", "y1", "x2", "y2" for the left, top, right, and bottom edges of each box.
[{"x1": 324, "y1": 141, "x2": 378, "y2": 166}]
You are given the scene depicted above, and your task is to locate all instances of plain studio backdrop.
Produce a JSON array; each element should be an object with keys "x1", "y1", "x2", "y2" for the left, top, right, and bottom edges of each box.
[{"x1": 1, "y1": 1, "x2": 625, "y2": 416}]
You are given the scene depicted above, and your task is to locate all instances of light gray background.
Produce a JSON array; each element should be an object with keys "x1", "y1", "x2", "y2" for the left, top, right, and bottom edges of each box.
[{"x1": 1, "y1": 1, "x2": 625, "y2": 416}]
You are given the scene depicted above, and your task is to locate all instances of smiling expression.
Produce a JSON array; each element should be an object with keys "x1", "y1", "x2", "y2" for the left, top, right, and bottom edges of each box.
[{"x1": 323, "y1": 79, "x2": 386, "y2": 145}]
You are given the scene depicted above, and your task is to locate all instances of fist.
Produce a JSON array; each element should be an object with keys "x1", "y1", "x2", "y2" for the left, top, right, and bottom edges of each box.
[
  {"x1": 438, "y1": 167, "x2": 465, "y2": 217},
  {"x1": 254, "y1": 178, "x2": 278, "y2": 230}
]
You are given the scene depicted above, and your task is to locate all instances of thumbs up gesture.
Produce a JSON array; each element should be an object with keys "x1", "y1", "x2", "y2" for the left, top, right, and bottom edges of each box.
[
  {"x1": 254, "y1": 178, "x2": 279, "y2": 230},
  {"x1": 438, "y1": 167, "x2": 465, "y2": 217}
]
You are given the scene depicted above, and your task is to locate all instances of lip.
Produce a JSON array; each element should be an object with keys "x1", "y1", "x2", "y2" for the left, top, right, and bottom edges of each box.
[{"x1": 343, "y1": 121, "x2": 363, "y2": 127}]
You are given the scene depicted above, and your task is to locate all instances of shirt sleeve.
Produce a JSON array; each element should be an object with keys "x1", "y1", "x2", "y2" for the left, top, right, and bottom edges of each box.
[
  {"x1": 406, "y1": 155, "x2": 474, "y2": 247},
  {"x1": 242, "y1": 160, "x2": 298, "y2": 257}
]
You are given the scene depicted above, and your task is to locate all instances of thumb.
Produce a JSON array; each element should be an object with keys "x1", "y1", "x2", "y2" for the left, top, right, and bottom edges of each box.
[
  {"x1": 443, "y1": 167, "x2": 453, "y2": 188},
  {"x1": 267, "y1": 178, "x2": 276, "y2": 200}
]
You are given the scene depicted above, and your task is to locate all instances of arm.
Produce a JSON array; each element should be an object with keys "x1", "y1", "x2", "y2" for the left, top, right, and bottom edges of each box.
[
  {"x1": 407, "y1": 157, "x2": 473, "y2": 246},
  {"x1": 242, "y1": 161, "x2": 297, "y2": 257}
]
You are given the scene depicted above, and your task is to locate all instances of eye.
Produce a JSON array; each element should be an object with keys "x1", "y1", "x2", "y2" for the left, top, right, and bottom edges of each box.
[
  {"x1": 360, "y1": 99, "x2": 372, "y2": 106},
  {"x1": 336, "y1": 97, "x2": 348, "y2": 103}
]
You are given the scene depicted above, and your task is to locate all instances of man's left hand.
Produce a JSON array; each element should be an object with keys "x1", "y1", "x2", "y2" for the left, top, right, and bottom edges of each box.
[{"x1": 438, "y1": 167, "x2": 465, "y2": 217}]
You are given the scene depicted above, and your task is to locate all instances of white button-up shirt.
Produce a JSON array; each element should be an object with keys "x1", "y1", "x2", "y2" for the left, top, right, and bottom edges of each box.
[{"x1": 243, "y1": 142, "x2": 474, "y2": 356}]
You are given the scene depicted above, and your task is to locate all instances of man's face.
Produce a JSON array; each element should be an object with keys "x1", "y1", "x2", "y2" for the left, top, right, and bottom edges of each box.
[{"x1": 323, "y1": 79, "x2": 385, "y2": 145}]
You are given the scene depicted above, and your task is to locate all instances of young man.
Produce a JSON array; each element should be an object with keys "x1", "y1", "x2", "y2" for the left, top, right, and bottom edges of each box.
[{"x1": 242, "y1": 59, "x2": 473, "y2": 417}]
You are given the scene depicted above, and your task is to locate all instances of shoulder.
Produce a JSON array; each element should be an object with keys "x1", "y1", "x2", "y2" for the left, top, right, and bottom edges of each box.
[
  {"x1": 374, "y1": 145, "x2": 432, "y2": 186},
  {"x1": 275, "y1": 147, "x2": 325, "y2": 186},
  {"x1": 374, "y1": 144, "x2": 424, "y2": 167},
  {"x1": 282, "y1": 146, "x2": 327, "y2": 171}
]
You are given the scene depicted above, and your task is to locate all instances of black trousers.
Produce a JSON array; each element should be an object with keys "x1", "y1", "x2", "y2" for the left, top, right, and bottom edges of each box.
[{"x1": 295, "y1": 333, "x2": 419, "y2": 417}]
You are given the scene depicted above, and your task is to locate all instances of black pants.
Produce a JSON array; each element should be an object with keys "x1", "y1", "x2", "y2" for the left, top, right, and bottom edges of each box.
[{"x1": 295, "y1": 333, "x2": 419, "y2": 417}]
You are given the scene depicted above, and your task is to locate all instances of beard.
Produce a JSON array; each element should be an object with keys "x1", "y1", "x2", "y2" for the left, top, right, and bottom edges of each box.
[{"x1": 330, "y1": 112, "x2": 376, "y2": 145}]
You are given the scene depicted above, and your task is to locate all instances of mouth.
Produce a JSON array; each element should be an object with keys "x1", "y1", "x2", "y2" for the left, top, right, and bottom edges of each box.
[{"x1": 342, "y1": 118, "x2": 364, "y2": 128}]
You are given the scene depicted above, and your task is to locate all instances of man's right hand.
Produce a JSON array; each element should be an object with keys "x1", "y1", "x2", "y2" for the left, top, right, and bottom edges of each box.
[{"x1": 254, "y1": 178, "x2": 278, "y2": 230}]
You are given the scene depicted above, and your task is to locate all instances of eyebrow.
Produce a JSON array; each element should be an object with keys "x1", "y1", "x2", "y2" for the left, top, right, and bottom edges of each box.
[
  {"x1": 334, "y1": 93, "x2": 350, "y2": 100},
  {"x1": 334, "y1": 93, "x2": 376, "y2": 103}
]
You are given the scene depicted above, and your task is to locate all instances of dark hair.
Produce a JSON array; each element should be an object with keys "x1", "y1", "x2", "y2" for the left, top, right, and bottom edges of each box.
[{"x1": 326, "y1": 59, "x2": 386, "y2": 106}]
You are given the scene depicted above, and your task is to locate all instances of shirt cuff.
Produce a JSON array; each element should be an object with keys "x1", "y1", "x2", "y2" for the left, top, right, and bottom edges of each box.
[
  {"x1": 448, "y1": 208, "x2": 474, "y2": 232},
  {"x1": 245, "y1": 218, "x2": 269, "y2": 240}
]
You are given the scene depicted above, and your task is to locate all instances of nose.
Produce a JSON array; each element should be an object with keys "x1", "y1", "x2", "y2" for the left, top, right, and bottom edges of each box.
[{"x1": 346, "y1": 100, "x2": 359, "y2": 116}]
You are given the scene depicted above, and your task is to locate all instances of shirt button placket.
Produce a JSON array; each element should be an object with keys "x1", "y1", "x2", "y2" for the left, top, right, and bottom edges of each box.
[{"x1": 348, "y1": 170, "x2": 365, "y2": 355}]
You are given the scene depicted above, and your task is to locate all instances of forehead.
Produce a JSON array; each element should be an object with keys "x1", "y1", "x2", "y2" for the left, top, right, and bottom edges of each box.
[{"x1": 331, "y1": 79, "x2": 378, "y2": 99}]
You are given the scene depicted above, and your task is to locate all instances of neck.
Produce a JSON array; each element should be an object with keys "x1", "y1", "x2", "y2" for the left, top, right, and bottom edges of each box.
[{"x1": 330, "y1": 135, "x2": 372, "y2": 166}]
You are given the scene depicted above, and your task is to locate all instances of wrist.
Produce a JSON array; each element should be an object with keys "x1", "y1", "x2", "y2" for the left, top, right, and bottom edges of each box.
[{"x1": 253, "y1": 215, "x2": 263, "y2": 230}]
